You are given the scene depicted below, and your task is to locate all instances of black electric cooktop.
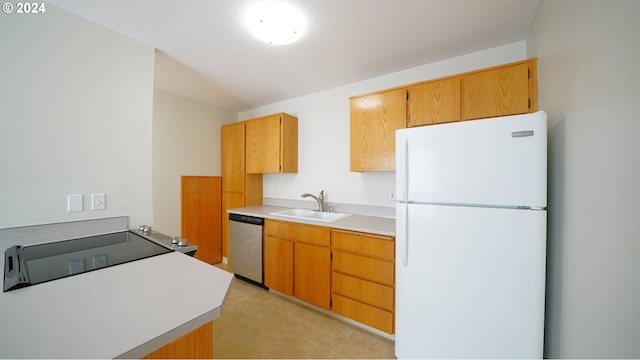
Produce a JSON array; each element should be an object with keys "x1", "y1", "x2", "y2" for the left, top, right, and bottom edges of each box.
[{"x1": 3, "y1": 230, "x2": 173, "y2": 292}]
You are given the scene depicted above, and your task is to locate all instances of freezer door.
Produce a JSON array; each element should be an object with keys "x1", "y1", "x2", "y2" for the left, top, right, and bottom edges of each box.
[
  {"x1": 396, "y1": 112, "x2": 547, "y2": 208},
  {"x1": 395, "y1": 204, "x2": 546, "y2": 359}
]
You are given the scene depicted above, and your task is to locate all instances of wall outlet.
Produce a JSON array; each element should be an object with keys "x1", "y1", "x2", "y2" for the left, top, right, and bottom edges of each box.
[
  {"x1": 91, "y1": 193, "x2": 106, "y2": 210},
  {"x1": 268, "y1": 185, "x2": 276, "y2": 194},
  {"x1": 388, "y1": 190, "x2": 396, "y2": 201}
]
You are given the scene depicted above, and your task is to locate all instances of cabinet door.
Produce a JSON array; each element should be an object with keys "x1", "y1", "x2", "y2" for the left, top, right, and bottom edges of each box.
[
  {"x1": 294, "y1": 242, "x2": 330, "y2": 309},
  {"x1": 221, "y1": 192, "x2": 245, "y2": 258},
  {"x1": 407, "y1": 77, "x2": 461, "y2": 127},
  {"x1": 350, "y1": 88, "x2": 406, "y2": 172},
  {"x1": 181, "y1": 176, "x2": 222, "y2": 264},
  {"x1": 461, "y1": 61, "x2": 532, "y2": 120},
  {"x1": 245, "y1": 114, "x2": 281, "y2": 173},
  {"x1": 279, "y1": 114, "x2": 298, "y2": 173},
  {"x1": 221, "y1": 122, "x2": 245, "y2": 193},
  {"x1": 264, "y1": 235, "x2": 294, "y2": 295}
]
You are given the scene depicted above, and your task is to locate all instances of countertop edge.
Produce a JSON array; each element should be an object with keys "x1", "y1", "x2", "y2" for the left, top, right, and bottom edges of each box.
[
  {"x1": 116, "y1": 307, "x2": 221, "y2": 359},
  {"x1": 227, "y1": 205, "x2": 396, "y2": 237}
]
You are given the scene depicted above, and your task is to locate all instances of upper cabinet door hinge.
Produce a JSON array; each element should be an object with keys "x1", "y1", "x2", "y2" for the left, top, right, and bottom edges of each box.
[
  {"x1": 528, "y1": 68, "x2": 531, "y2": 79},
  {"x1": 406, "y1": 91, "x2": 411, "y2": 100}
]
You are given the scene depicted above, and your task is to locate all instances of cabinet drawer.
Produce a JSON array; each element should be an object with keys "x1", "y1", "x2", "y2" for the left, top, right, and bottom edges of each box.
[
  {"x1": 332, "y1": 272, "x2": 393, "y2": 311},
  {"x1": 265, "y1": 219, "x2": 330, "y2": 246},
  {"x1": 333, "y1": 294, "x2": 394, "y2": 334},
  {"x1": 332, "y1": 229, "x2": 394, "y2": 261},
  {"x1": 333, "y1": 251, "x2": 394, "y2": 286}
]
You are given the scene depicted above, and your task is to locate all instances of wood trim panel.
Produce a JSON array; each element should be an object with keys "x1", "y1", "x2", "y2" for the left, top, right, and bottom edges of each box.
[
  {"x1": 181, "y1": 176, "x2": 222, "y2": 264},
  {"x1": 143, "y1": 322, "x2": 213, "y2": 359}
]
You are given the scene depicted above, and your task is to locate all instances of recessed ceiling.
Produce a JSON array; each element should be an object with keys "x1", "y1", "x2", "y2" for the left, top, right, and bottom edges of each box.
[{"x1": 44, "y1": 0, "x2": 541, "y2": 112}]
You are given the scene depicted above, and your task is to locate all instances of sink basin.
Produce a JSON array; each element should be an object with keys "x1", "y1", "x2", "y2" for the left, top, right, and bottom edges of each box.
[{"x1": 270, "y1": 209, "x2": 352, "y2": 222}]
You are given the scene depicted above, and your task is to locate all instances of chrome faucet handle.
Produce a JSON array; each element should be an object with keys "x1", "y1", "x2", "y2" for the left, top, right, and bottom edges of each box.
[{"x1": 301, "y1": 190, "x2": 326, "y2": 212}]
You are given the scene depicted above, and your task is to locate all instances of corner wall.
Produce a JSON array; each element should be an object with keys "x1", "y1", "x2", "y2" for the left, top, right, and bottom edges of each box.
[
  {"x1": 152, "y1": 90, "x2": 235, "y2": 236},
  {"x1": 0, "y1": 5, "x2": 155, "y2": 229},
  {"x1": 527, "y1": 0, "x2": 640, "y2": 357}
]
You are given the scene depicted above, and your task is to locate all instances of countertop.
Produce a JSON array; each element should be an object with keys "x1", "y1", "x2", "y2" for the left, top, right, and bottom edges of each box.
[
  {"x1": 0, "y1": 251, "x2": 233, "y2": 358},
  {"x1": 227, "y1": 205, "x2": 396, "y2": 236}
]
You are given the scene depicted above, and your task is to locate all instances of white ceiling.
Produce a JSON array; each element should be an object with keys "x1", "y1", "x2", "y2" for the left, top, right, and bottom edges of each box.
[{"x1": 45, "y1": 0, "x2": 541, "y2": 112}]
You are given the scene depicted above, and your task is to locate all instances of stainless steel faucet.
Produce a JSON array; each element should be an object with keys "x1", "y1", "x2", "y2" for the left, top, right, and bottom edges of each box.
[{"x1": 301, "y1": 190, "x2": 325, "y2": 212}]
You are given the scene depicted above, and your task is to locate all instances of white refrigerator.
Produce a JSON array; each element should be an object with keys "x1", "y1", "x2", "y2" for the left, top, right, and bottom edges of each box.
[{"x1": 395, "y1": 111, "x2": 547, "y2": 359}]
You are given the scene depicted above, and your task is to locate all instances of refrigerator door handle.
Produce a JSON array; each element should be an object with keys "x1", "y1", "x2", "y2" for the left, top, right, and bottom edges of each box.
[
  {"x1": 399, "y1": 138, "x2": 409, "y2": 201},
  {"x1": 398, "y1": 202, "x2": 409, "y2": 267}
]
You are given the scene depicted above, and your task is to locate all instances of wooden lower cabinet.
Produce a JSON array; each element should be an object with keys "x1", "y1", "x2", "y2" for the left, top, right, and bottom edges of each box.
[
  {"x1": 294, "y1": 242, "x2": 331, "y2": 309},
  {"x1": 264, "y1": 234, "x2": 294, "y2": 295},
  {"x1": 263, "y1": 220, "x2": 396, "y2": 334},
  {"x1": 143, "y1": 322, "x2": 213, "y2": 359},
  {"x1": 332, "y1": 294, "x2": 394, "y2": 334},
  {"x1": 263, "y1": 219, "x2": 331, "y2": 310},
  {"x1": 331, "y1": 229, "x2": 395, "y2": 334}
]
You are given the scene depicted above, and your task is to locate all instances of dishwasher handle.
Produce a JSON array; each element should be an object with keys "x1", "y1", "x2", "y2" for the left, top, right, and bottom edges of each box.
[{"x1": 229, "y1": 213, "x2": 264, "y2": 226}]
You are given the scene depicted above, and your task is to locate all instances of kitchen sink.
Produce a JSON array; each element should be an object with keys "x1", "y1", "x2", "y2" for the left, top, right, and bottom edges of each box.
[{"x1": 270, "y1": 209, "x2": 352, "y2": 222}]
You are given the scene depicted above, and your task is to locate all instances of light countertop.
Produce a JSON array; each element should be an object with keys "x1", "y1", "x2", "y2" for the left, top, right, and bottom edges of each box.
[
  {"x1": 227, "y1": 205, "x2": 396, "y2": 236},
  {"x1": 0, "y1": 251, "x2": 233, "y2": 358}
]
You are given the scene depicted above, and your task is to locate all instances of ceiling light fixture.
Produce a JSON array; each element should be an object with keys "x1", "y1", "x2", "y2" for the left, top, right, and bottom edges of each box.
[{"x1": 245, "y1": 1, "x2": 306, "y2": 45}]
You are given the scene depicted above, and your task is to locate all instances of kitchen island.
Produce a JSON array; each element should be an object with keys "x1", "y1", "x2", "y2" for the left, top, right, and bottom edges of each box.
[{"x1": 0, "y1": 249, "x2": 233, "y2": 358}]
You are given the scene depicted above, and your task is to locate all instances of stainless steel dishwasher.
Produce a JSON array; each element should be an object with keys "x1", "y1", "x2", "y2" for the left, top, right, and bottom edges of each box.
[{"x1": 229, "y1": 213, "x2": 267, "y2": 289}]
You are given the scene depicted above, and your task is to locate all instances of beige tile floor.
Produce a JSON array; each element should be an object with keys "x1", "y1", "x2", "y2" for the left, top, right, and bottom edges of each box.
[{"x1": 212, "y1": 276, "x2": 396, "y2": 359}]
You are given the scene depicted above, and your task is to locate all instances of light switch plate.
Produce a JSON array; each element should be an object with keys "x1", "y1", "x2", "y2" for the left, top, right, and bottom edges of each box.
[{"x1": 67, "y1": 194, "x2": 83, "y2": 212}]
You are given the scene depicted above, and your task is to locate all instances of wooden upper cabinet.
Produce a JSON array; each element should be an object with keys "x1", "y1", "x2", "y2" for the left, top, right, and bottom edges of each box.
[
  {"x1": 461, "y1": 59, "x2": 537, "y2": 120},
  {"x1": 407, "y1": 77, "x2": 461, "y2": 127},
  {"x1": 221, "y1": 122, "x2": 245, "y2": 193},
  {"x1": 350, "y1": 88, "x2": 406, "y2": 172},
  {"x1": 245, "y1": 113, "x2": 298, "y2": 174}
]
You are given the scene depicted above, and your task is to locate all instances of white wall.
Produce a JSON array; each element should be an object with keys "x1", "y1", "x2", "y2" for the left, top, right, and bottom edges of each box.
[
  {"x1": 0, "y1": 5, "x2": 154, "y2": 229},
  {"x1": 152, "y1": 90, "x2": 235, "y2": 236},
  {"x1": 528, "y1": 0, "x2": 640, "y2": 358},
  {"x1": 238, "y1": 42, "x2": 528, "y2": 209}
]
